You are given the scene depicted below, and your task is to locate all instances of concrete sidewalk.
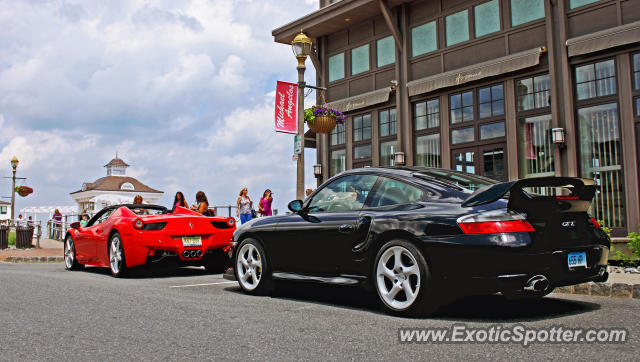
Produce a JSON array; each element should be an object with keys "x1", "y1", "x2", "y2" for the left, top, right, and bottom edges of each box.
[{"x1": 0, "y1": 238, "x2": 63, "y2": 262}]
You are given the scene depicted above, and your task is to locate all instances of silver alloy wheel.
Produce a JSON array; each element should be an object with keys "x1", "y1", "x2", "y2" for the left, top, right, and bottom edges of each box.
[
  {"x1": 236, "y1": 243, "x2": 262, "y2": 291},
  {"x1": 109, "y1": 235, "x2": 123, "y2": 274},
  {"x1": 376, "y1": 246, "x2": 421, "y2": 311},
  {"x1": 64, "y1": 236, "x2": 74, "y2": 269}
]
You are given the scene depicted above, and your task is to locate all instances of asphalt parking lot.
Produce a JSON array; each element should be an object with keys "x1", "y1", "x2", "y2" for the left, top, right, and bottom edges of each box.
[{"x1": 1, "y1": 262, "x2": 638, "y2": 360}]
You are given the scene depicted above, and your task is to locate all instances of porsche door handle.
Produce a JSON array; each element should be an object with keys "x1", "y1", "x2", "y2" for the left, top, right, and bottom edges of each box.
[{"x1": 338, "y1": 224, "x2": 356, "y2": 233}]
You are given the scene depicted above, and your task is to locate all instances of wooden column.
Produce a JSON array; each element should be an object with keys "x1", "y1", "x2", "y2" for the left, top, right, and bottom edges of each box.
[{"x1": 505, "y1": 80, "x2": 519, "y2": 180}]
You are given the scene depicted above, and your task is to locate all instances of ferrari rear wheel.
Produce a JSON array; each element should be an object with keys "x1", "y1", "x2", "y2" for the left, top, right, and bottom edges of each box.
[
  {"x1": 109, "y1": 232, "x2": 128, "y2": 278},
  {"x1": 374, "y1": 240, "x2": 439, "y2": 317},
  {"x1": 235, "y1": 238, "x2": 272, "y2": 295},
  {"x1": 64, "y1": 235, "x2": 83, "y2": 271}
]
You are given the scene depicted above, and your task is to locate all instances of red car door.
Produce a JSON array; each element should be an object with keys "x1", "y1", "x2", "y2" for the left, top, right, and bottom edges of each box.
[{"x1": 74, "y1": 227, "x2": 92, "y2": 263}]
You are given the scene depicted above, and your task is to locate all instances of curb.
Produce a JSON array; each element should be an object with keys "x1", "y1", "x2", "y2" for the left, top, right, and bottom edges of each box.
[
  {"x1": 554, "y1": 282, "x2": 640, "y2": 299},
  {"x1": 3, "y1": 256, "x2": 64, "y2": 263}
]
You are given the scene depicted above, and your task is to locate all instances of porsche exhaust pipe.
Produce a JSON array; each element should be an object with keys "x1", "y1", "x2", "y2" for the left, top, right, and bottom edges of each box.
[{"x1": 524, "y1": 275, "x2": 550, "y2": 292}]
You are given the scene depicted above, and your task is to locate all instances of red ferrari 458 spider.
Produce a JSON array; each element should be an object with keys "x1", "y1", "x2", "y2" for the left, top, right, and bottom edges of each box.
[{"x1": 63, "y1": 204, "x2": 236, "y2": 277}]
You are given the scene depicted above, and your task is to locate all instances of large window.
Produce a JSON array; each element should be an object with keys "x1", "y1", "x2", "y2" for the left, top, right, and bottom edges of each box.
[
  {"x1": 414, "y1": 99, "x2": 441, "y2": 168},
  {"x1": 330, "y1": 149, "x2": 346, "y2": 177},
  {"x1": 516, "y1": 74, "x2": 551, "y2": 111},
  {"x1": 353, "y1": 114, "x2": 371, "y2": 142},
  {"x1": 377, "y1": 36, "x2": 395, "y2": 67},
  {"x1": 379, "y1": 108, "x2": 397, "y2": 137},
  {"x1": 577, "y1": 103, "x2": 624, "y2": 228},
  {"x1": 633, "y1": 53, "x2": 640, "y2": 90},
  {"x1": 570, "y1": 0, "x2": 600, "y2": 9},
  {"x1": 450, "y1": 91, "x2": 474, "y2": 124},
  {"x1": 515, "y1": 73, "x2": 554, "y2": 182},
  {"x1": 478, "y1": 84, "x2": 504, "y2": 119},
  {"x1": 446, "y1": 10, "x2": 469, "y2": 46},
  {"x1": 575, "y1": 59, "x2": 616, "y2": 100},
  {"x1": 474, "y1": 0, "x2": 500, "y2": 38},
  {"x1": 328, "y1": 53, "x2": 345, "y2": 82},
  {"x1": 330, "y1": 123, "x2": 346, "y2": 146},
  {"x1": 575, "y1": 59, "x2": 624, "y2": 230},
  {"x1": 0, "y1": 206, "x2": 6, "y2": 215},
  {"x1": 510, "y1": 0, "x2": 545, "y2": 26},
  {"x1": 518, "y1": 115, "x2": 554, "y2": 178},
  {"x1": 411, "y1": 21, "x2": 437, "y2": 57},
  {"x1": 380, "y1": 140, "x2": 397, "y2": 166},
  {"x1": 351, "y1": 44, "x2": 370, "y2": 75},
  {"x1": 353, "y1": 113, "x2": 371, "y2": 167}
]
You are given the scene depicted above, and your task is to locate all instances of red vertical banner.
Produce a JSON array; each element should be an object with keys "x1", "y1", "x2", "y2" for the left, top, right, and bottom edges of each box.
[{"x1": 274, "y1": 81, "x2": 298, "y2": 134}]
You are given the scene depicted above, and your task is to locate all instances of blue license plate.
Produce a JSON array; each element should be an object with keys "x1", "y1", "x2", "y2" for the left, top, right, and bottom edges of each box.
[{"x1": 568, "y1": 251, "x2": 587, "y2": 269}]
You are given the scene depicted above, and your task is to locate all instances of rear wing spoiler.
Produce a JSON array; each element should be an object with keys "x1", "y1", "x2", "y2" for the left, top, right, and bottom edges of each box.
[{"x1": 461, "y1": 177, "x2": 597, "y2": 208}]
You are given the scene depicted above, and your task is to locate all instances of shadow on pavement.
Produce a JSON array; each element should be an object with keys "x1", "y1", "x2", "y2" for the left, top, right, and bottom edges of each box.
[
  {"x1": 227, "y1": 281, "x2": 600, "y2": 321},
  {"x1": 80, "y1": 265, "x2": 219, "y2": 279}
]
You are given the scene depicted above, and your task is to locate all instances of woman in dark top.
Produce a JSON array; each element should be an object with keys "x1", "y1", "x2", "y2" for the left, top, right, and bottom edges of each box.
[
  {"x1": 190, "y1": 191, "x2": 210, "y2": 215},
  {"x1": 173, "y1": 191, "x2": 189, "y2": 209}
]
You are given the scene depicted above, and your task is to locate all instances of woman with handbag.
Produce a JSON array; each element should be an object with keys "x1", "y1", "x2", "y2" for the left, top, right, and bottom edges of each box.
[{"x1": 236, "y1": 187, "x2": 253, "y2": 224}]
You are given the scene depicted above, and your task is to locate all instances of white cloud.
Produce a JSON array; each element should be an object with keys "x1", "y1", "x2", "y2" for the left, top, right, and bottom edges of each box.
[{"x1": 0, "y1": 0, "x2": 320, "y2": 214}]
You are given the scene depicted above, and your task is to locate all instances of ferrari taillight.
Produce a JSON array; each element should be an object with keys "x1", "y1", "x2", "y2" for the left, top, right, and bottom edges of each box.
[
  {"x1": 457, "y1": 210, "x2": 535, "y2": 234},
  {"x1": 227, "y1": 218, "x2": 235, "y2": 227},
  {"x1": 133, "y1": 219, "x2": 144, "y2": 229},
  {"x1": 589, "y1": 217, "x2": 601, "y2": 229}
]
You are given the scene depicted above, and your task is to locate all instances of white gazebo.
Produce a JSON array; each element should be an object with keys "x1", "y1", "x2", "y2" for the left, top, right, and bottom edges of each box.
[{"x1": 70, "y1": 156, "x2": 164, "y2": 214}]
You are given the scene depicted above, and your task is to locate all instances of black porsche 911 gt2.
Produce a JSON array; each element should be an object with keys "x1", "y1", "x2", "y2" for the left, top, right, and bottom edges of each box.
[{"x1": 227, "y1": 167, "x2": 610, "y2": 316}]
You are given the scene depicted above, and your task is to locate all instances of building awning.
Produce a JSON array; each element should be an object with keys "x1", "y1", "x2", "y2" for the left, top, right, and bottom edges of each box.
[
  {"x1": 325, "y1": 87, "x2": 393, "y2": 113},
  {"x1": 566, "y1": 20, "x2": 640, "y2": 57},
  {"x1": 407, "y1": 47, "x2": 546, "y2": 97}
]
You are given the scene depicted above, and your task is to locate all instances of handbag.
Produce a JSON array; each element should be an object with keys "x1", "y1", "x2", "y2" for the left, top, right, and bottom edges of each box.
[{"x1": 251, "y1": 209, "x2": 258, "y2": 218}]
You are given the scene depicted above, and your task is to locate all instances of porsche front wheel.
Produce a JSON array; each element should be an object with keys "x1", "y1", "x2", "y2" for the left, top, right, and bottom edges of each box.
[
  {"x1": 108, "y1": 233, "x2": 128, "y2": 277},
  {"x1": 234, "y1": 238, "x2": 272, "y2": 295},
  {"x1": 64, "y1": 235, "x2": 83, "y2": 271}
]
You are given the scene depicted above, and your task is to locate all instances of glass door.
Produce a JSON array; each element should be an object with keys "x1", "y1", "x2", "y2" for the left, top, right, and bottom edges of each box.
[
  {"x1": 453, "y1": 148, "x2": 476, "y2": 175},
  {"x1": 452, "y1": 142, "x2": 507, "y2": 181}
]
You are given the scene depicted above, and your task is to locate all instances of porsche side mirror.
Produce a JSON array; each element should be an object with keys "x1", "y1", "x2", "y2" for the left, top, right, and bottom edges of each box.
[
  {"x1": 287, "y1": 200, "x2": 303, "y2": 213},
  {"x1": 70, "y1": 222, "x2": 81, "y2": 229}
]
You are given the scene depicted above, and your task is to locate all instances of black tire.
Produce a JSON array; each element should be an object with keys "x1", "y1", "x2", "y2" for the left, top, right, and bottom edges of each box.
[
  {"x1": 108, "y1": 232, "x2": 128, "y2": 278},
  {"x1": 373, "y1": 239, "x2": 440, "y2": 317},
  {"x1": 204, "y1": 249, "x2": 230, "y2": 274},
  {"x1": 234, "y1": 238, "x2": 273, "y2": 295},
  {"x1": 63, "y1": 235, "x2": 84, "y2": 271}
]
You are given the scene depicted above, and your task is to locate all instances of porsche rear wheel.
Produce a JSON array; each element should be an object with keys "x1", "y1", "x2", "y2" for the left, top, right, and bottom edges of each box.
[
  {"x1": 109, "y1": 233, "x2": 128, "y2": 278},
  {"x1": 374, "y1": 240, "x2": 439, "y2": 317},
  {"x1": 234, "y1": 238, "x2": 272, "y2": 295},
  {"x1": 64, "y1": 235, "x2": 83, "y2": 271}
]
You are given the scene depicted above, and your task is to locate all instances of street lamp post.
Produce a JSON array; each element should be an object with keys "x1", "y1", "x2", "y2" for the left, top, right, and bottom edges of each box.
[
  {"x1": 10, "y1": 157, "x2": 19, "y2": 221},
  {"x1": 292, "y1": 31, "x2": 313, "y2": 200}
]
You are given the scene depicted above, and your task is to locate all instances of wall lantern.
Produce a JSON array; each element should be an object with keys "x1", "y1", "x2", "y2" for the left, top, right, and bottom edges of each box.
[
  {"x1": 313, "y1": 164, "x2": 322, "y2": 178},
  {"x1": 551, "y1": 128, "x2": 566, "y2": 147},
  {"x1": 393, "y1": 152, "x2": 406, "y2": 166}
]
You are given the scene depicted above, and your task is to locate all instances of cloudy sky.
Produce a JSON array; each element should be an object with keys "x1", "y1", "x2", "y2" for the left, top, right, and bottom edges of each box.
[{"x1": 0, "y1": 0, "x2": 321, "y2": 215}]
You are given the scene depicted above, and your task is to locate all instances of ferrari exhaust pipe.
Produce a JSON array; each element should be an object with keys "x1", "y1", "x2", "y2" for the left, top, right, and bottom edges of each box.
[
  {"x1": 196, "y1": 250, "x2": 203, "y2": 258},
  {"x1": 182, "y1": 251, "x2": 189, "y2": 258},
  {"x1": 524, "y1": 275, "x2": 550, "y2": 292}
]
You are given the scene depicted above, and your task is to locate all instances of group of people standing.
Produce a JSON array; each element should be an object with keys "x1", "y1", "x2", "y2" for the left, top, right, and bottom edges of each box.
[{"x1": 170, "y1": 188, "x2": 273, "y2": 224}]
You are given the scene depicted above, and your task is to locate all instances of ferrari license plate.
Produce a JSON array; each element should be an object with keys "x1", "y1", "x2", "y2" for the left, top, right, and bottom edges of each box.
[
  {"x1": 568, "y1": 251, "x2": 587, "y2": 269},
  {"x1": 182, "y1": 236, "x2": 202, "y2": 247}
]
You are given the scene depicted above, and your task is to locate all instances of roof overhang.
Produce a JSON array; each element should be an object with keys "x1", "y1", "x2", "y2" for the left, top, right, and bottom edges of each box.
[
  {"x1": 407, "y1": 47, "x2": 546, "y2": 97},
  {"x1": 272, "y1": 0, "x2": 410, "y2": 44},
  {"x1": 566, "y1": 20, "x2": 640, "y2": 57}
]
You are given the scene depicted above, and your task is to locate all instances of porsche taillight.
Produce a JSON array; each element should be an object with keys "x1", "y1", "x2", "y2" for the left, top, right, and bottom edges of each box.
[
  {"x1": 589, "y1": 217, "x2": 601, "y2": 229},
  {"x1": 457, "y1": 210, "x2": 535, "y2": 234}
]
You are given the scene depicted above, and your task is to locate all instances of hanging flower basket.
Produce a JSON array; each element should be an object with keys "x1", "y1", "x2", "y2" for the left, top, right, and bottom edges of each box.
[
  {"x1": 15, "y1": 186, "x2": 33, "y2": 197},
  {"x1": 304, "y1": 106, "x2": 345, "y2": 134}
]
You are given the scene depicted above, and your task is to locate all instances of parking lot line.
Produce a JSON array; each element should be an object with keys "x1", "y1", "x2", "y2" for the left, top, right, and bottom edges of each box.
[{"x1": 169, "y1": 281, "x2": 237, "y2": 288}]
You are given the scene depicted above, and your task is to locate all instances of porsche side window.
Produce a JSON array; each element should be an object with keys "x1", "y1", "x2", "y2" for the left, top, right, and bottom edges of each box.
[
  {"x1": 369, "y1": 177, "x2": 424, "y2": 207},
  {"x1": 307, "y1": 174, "x2": 378, "y2": 213}
]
